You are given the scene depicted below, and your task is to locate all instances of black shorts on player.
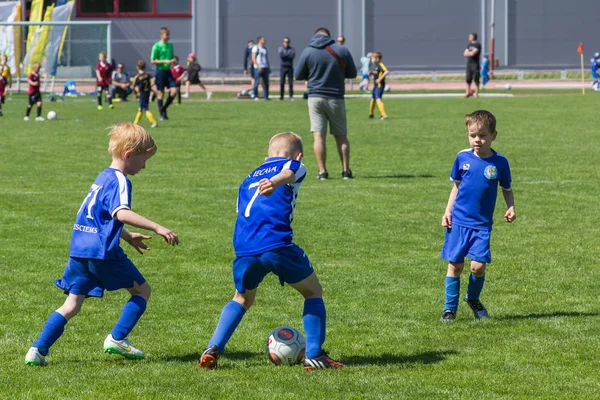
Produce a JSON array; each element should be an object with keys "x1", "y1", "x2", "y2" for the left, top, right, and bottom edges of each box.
[
  {"x1": 155, "y1": 69, "x2": 176, "y2": 91},
  {"x1": 29, "y1": 93, "x2": 41, "y2": 105},
  {"x1": 97, "y1": 84, "x2": 109, "y2": 93}
]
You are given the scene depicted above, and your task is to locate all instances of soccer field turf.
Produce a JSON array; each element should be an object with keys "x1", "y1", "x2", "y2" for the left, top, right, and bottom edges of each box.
[{"x1": 1, "y1": 93, "x2": 599, "y2": 399}]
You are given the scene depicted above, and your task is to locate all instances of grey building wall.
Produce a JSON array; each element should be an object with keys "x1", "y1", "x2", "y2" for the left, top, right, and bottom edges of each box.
[{"x1": 70, "y1": 0, "x2": 598, "y2": 73}]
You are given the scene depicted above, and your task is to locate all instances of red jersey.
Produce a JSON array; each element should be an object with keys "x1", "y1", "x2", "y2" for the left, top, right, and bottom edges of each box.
[
  {"x1": 28, "y1": 73, "x2": 40, "y2": 95},
  {"x1": 95, "y1": 62, "x2": 113, "y2": 86},
  {"x1": 171, "y1": 64, "x2": 186, "y2": 81}
]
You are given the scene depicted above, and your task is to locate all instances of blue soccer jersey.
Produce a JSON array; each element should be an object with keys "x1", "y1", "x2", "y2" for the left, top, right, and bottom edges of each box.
[
  {"x1": 450, "y1": 149, "x2": 511, "y2": 230},
  {"x1": 69, "y1": 168, "x2": 132, "y2": 260},
  {"x1": 233, "y1": 157, "x2": 307, "y2": 256},
  {"x1": 591, "y1": 59, "x2": 600, "y2": 77}
]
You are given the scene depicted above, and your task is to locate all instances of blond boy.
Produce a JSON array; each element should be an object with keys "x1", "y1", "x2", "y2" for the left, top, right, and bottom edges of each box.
[{"x1": 25, "y1": 122, "x2": 179, "y2": 366}]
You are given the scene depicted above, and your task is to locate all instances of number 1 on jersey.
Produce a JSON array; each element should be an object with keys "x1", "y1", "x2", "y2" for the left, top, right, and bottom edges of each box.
[
  {"x1": 78, "y1": 184, "x2": 102, "y2": 219},
  {"x1": 244, "y1": 182, "x2": 260, "y2": 217}
]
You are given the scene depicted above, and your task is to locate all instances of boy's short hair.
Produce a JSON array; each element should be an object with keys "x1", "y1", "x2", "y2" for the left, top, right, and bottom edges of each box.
[
  {"x1": 108, "y1": 122, "x2": 157, "y2": 158},
  {"x1": 99, "y1": 51, "x2": 107, "y2": 57},
  {"x1": 269, "y1": 132, "x2": 304, "y2": 155},
  {"x1": 160, "y1": 27, "x2": 170, "y2": 34},
  {"x1": 465, "y1": 110, "x2": 496, "y2": 134},
  {"x1": 136, "y1": 60, "x2": 146, "y2": 70},
  {"x1": 173, "y1": 55, "x2": 179, "y2": 62},
  {"x1": 373, "y1": 52, "x2": 383, "y2": 60}
]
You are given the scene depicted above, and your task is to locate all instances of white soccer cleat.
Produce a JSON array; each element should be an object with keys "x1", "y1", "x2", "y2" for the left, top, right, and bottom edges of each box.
[
  {"x1": 181, "y1": 93, "x2": 190, "y2": 99},
  {"x1": 103, "y1": 334, "x2": 145, "y2": 360},
  {"x1": 35, "y1": 116, "x2": 45, "y2": 121},
  {"x1": 25, "y1": 347, "x2": 48, "y2": 366},
  {"x1": 206, "y1": 91, "x2": 213, "y2": 100},
  {"x1": 151, "y1": 123, "x2": 158, "y2": 128},
  {"x1": 24, "y1": 116, "x2": 30, "y2": 121}
]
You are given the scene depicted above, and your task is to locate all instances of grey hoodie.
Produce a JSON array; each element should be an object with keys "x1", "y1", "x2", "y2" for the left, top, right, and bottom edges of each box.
[{"x1": 294, "y1": 34, "x2": 357, "y2": 99}]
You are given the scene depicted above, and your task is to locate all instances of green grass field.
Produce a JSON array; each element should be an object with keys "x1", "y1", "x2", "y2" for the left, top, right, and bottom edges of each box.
[{"x1": 1, "y1": 92, "x2": 600, "y2": 399}]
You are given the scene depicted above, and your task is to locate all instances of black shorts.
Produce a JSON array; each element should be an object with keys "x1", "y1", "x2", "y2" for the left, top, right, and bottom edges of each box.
[
  {"x1": 466, "y1": 64, "x2": 480, "y2": 85},
  {"x1": 188, "y1": 72, "x2": 200, "y2": 84},
  {"x1": 155, "y1": 69, "x2": 176, "y2": 91},
  {"x1": 97, "y1": 84, "x2": 109, "y2": 92},
  {"x1": 28, "y1": 93, "x2": 41, "y2": 105},
  {"x1": 139, "y1": 96, "x2": 150, "y2": 111}
]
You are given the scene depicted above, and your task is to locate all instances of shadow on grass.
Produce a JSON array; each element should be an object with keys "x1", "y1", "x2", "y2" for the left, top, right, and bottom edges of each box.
[
  {"x1": 363, "y1": 174, "x2": 435, "y2": 179},
  {"x1": 156, "y1": 351, "x2": 262, "y2": 363},
  {"x1": 497, "y1": 311, "x2": 599, "y2": 321},
  {"x1": 340, "y1": 350, "x2": 457, "y2": 366}
]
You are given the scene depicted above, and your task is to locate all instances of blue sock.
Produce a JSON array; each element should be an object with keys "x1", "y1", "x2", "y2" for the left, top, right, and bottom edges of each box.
[
  {"x1": 208, "y1": 300, "x2": 246, "y2": 353},
  {"x1": 303, "y1": 298, "x2": 326, "y2": 358},
  {"x1": 33, "y1": 311, "x2": 68, "y2": 356},
  {"x1": 466, "y1": 274, "x2": 486, "y2": 301},
  {"x1": 111, "y1": 296, "x2": 147, "y2": 340},
  {"x1": 444, "y1": 276, "x2": 460, "y2": 312}
]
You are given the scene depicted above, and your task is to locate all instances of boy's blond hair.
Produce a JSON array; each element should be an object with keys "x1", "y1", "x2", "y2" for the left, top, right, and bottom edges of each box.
[
  {"x1": 465, "y1": 110, "x2": 496, "y2": 134},
  {"x1": 108, "y1": 122, "x2": 157, "y2": 158},
  {"x1": 269, "y1": 132, "x2": 303, "y2": 156}
]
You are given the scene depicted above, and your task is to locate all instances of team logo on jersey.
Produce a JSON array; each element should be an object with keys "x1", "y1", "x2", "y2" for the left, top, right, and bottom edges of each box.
[
  {"x1": 484, "y1": 165, "x2": 498, "y2": 180},
  {"x1": 462, "y1": 163, "x2": 470, "y2": 171}
]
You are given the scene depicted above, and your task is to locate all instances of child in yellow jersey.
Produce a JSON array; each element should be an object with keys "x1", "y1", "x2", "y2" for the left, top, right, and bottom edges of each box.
[
  {"x1": 0, "y1": 54, "x2": 11, "y2": 103},
  {"x1": 132, "y1": 61, "x2": 158, "y2": 128},
  {"x1": 368, "y1": 52, "x2": 389, "y2": 120}
]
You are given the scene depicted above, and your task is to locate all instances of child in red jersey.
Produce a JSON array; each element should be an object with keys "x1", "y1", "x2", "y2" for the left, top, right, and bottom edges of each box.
[
  {"x1": 96, "y1": 51, "x2": 114, "y2": 110},
  {"x1": 25, "y1": 63, "x2": 43, "y2": 121},
  {"x1": 170, "y1": 56, "x2": 186, "y2": 104}
]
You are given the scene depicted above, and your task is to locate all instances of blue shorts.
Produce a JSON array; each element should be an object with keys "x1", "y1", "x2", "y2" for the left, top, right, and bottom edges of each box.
[
  {"x1": 139, "y1": 96, "x2": 149, "y2": 111},
  {"x1": 440, "y1": 225, "x2": 491, "y2": 264},
  {"x1": 592, "y1": 73, "x2": 599, "y2": 80},
  {"x1": 362, "y1": 73, "x2": 369, "y2": 80},
  {"x1": 372, "y1": 86, "x2": 384, "y2": 99},
  {"x1": 55, "y1": 257, "x2": 146, "y2": 298},
  {"x1": 233, "y1": 244, "x2": 314, "y2": 294},
  {"x1": 155, "y1": 69, "x2": 175, "y2": 91}
]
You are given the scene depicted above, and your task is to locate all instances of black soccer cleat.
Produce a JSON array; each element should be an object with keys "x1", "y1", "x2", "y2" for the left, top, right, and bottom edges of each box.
[
  {"x1": 304, "y1": 351, "x2": 344, "y2": 371},
  {"x1": 317, "y1": 172, "x2": 329, "y2": 180},
  {"x1": 440, "y1": 310, "x2": 457, "y2": 322},
  {"x1": 465, "y1": 299, "x2": 489, "y2": 319},
  {"x1": 198, "y1": 345, "x2": 219, "y2": 369},
  {"x1": 342, "y1": 170, "x2": 354, "y2": 180}
]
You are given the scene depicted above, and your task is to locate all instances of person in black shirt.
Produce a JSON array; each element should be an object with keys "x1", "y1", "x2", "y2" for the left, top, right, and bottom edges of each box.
[
  {"x1": 278, "y1": 37, "x2": 295, "y2": 100},
  {"x1": 463, "y1": 33, "x2": 481, "y2": 98},
  {"x1": 243, "y1": 40, "x2": 256, "y2": 91}
]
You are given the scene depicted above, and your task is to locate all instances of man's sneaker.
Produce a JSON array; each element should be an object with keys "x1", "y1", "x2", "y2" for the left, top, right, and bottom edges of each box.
[
  {"x1": 368, "y1": 114, "x2": 374, "y2": 119},
  {"x1": 97, "y1": 105, "x2": 103, "y2": 110},
  {"x1": 380, "y1": 116, "x2": 388, "y2": 120},
  {"x1": 35, "y1": 116, "x2": 45, "y2": 121},
  {"x1": 24, "y1": 116, "x2": 30, "y2": 121},
  {"x1": 440, "y1": 310, "x2": 456, "y2": 322},
  {"x1": 103, "y1": 334, "x2": 145, "y2": 360},
  {"x1": 465, "y1": 299, "x2": 489, "y2": 319},
  {"x1": 304, "y1": 351, "x2": 344, "y2": 371},
  {"x1": 182, "y1": 92, "x2": 190, "y2": 99},
  {"x1": 342, "y1": 170, "x2": 354, "y2": 180},
  {"x1": 25, "y1": 347, "x2": 48, "y2": 366},
  {"x1": 317, "y1": 172, "x2": 329, "y2": 180},
  {"x1": 198, "y1": 345, "x2": 219, "y2": 369},
  {"x1": 151, "y1": 123, "x2": 158, "y2": 128}
]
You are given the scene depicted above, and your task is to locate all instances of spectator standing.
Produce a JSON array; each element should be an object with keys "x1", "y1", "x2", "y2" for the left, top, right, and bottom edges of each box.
[
  {"x1": 463, "y1": 33, "x2": 481, "y2": 98},
  {"x1": 336, "y1": 36, "x2": 345, "y2": 46},
  {"x1": 252, "y1": 36, "x2": 270, "y2": 100},
  {"x1": 278, "y1": 37, "x2": 295, "y2": 100},
  {"x1": 295, "y1": 27, "x2": 357, "y2": 180},
  {"x1": 243, "y1": 40, "x2": 255, "y2": 91},
  {"x1": 111, "y1": 63, "x2": 132, "y2": 101}
]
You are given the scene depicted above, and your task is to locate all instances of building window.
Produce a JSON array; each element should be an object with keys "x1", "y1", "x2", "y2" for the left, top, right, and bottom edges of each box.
[{"x1": 77, "y1": 0, "x2": 191, "y2": 17}]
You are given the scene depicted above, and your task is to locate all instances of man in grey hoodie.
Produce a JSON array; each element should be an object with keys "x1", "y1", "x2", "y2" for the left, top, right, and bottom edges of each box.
[{"x1": 295, "y1": 27, "x2": 357, "y2": 180}]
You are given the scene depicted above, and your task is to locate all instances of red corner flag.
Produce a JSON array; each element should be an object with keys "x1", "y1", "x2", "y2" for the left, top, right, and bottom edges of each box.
[{"x1": 577, "y1": 42, "x2": 584, "y2": 54}]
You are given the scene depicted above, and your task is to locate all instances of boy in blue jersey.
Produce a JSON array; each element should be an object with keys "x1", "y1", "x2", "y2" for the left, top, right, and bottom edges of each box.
[
  {"x1": 591, "y1": 53, "x2": 600, "y2": 90},
  {"x1": 481, "y1": 54, "x2": 490, "y2": 89},
  {"x1": 25, "y1": 122, "x2": 179, "y2": 366},
  {"x1": 440, "y1": 110, "x2": 515, "y2": 322},
  {"x1": 198, "y1": 132, "x2": 344, "y2": 371}
]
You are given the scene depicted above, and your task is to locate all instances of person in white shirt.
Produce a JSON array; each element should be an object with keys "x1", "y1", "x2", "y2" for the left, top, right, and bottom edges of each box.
[
  {"x1": 111, "y1": 64, "x2": 132, "y2": 101},
  {"x1": 251, "y1": 36, "x2": 270, "y2": 100}
]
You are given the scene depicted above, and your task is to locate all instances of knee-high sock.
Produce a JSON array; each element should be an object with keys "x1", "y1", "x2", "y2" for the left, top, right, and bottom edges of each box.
[
  {"x1": 157, "y1": 98, "x2": 164, "y2": 113},
  {"x1": 444, "y1": 276, "x2": 460, "y2": 312},
  {"x1": 26, "y1": 105, "x2": 32, "y2": 116},
  {"x1": 37, "y1": 105, "x2": 42, "y2": 118},
  {"x1": 145, "y1": 111, "x2": 156, "y2": 124},
  {"x1": 111, "y1": 296, "x2": 147, "y2": 340},
  {"x1": 97, "y1": 95, "x2": 102, "y2": 106},
  {"x1": 377, "y1": 101, "x2": 387, "y2": 117},
  {"x1": 134, "y1": 111, "x2": 143, "y2": 124},
  {"x1": 303, "y1": 298, "x2": 326, "y2": 358},
  {"x1": 369, "y1": 99, "x2": 376, "y2": 115},
  {"x1": 208, "y1": 301, "x2": 246, "y2": 353},
  {"x1": 32, "y1": 311, "x2": 68, "y2": 356},
  {"x1": 163, "y1": 95, "x2": 174, "y2": 110},
  {"x1": 466, "y1": 273, "x2": 485, "y2": 301}
]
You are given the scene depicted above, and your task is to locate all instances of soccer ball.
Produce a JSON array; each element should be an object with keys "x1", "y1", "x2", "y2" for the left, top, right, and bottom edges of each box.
[
  {"x1": 47, "y1": 111, "x2": 57, "y2": 120},
  {"x1": 505, "y1": 83, "x2": 512, "y2": 90},
  {"x1": 384, "y1": 85, "x2": 391, "y2": 92},
  {"x1": 266, "y1": 326, "x2": 305, "y2": 366}
]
